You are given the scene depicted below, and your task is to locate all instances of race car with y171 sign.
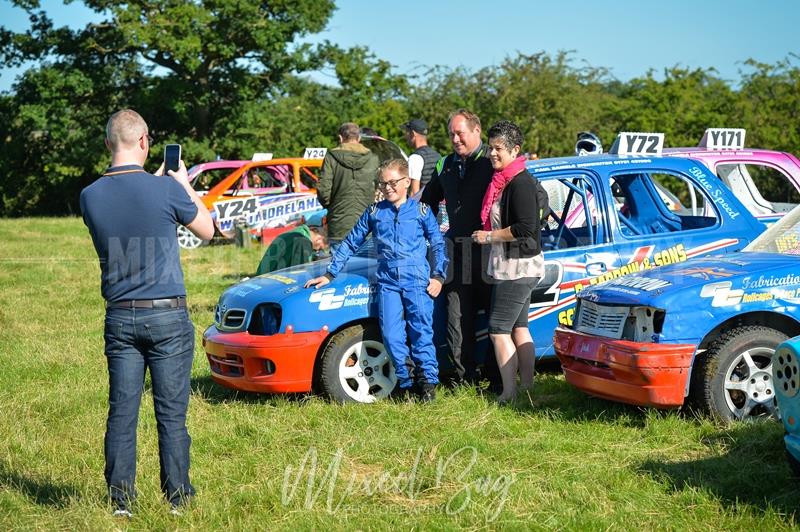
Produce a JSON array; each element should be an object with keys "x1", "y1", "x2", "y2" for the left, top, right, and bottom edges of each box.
[
  {"x1": 665, "y1": 128, "x2": 800, "y2": 225},
  {"x1": 202, "y1": 133, "x2": 767, "y2": 403}
]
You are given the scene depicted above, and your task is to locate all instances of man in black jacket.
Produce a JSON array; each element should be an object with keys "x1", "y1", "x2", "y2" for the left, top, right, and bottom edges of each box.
[{"x1": 421, "y1": 109, "x2": 498, "y2": 387}]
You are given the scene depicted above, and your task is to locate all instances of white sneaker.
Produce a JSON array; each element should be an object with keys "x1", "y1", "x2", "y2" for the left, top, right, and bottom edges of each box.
[{"x1": 112, "y1": 508, "x2": 133, "y2": 518}]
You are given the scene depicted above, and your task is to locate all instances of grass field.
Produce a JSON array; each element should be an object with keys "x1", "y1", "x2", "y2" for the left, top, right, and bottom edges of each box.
[{"x1": 0, "y1": 217, "x2": 798, "y2": 530}]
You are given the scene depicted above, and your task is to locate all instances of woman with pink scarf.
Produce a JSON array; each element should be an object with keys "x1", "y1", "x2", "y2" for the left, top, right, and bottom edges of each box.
[{"x1": 471, "y1": 121, "x2": 545, "y2": 403}]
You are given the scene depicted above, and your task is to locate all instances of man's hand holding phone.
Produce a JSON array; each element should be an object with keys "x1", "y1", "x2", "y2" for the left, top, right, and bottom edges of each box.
[{"x1": 154, "y1": 143, "x2": 188, "y2": 182}]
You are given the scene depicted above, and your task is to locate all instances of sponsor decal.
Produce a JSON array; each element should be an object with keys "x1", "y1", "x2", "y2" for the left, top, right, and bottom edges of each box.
[
  {"x1": 309, "y1": 284, "x2": 376, "y2": 311},
  {"x1": 600, "y1": 276, "x2": 672, "y2": 292},
  {"x1": 598, "y1": 286, "x2": 645, "y2": 296},
  {"x1": 680, "y1": 267, "x2": 737, "y2": 280},
  {"x1": 531, "y1": 158, "x2": 652, "y2": 174},
  {"x1": 215, "y1": 194, "x2": 322, "y2": 233},
  {"x1": 741, "y1": 273, "x2": 800, "y2": 289},
  {"x1": 229, "y1": 282, "x2": 261, "y2": 297},
  {"x1": 776, "y1": 231, "x2": 800, "y2": 255},
  {"x1": 688, "y1": 166, "x2": 741, "y2": 220},
  {"x1": 700, "y1": 280, "x2": 800, "y2": 307},
  {"x1": 554, "y1": 239, "x2": 738, "y2": 327},
  {"x1": 573, "y1": 244, "x2": 686, "y2": 293},
  {"x1": 263, "y1": 273, "x2": 296, "y2": 285}
]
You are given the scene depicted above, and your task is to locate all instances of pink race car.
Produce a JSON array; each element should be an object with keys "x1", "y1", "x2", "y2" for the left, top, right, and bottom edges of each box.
[{"x1": 666, "y1": 128, "x2": 800, "y2": 224}]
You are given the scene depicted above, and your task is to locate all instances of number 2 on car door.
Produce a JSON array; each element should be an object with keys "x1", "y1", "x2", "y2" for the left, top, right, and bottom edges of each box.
[{"x1": 530, "y1": 261, "x2": 564, "y2": 308}]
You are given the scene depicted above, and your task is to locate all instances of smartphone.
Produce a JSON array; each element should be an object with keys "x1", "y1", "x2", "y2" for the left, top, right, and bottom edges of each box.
[{"x1": 164, "y1": 144, "x2": 182, "y2": 173}]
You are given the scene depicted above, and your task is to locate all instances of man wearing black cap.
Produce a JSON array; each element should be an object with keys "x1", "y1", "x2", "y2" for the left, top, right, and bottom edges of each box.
[{"x1": 401, "y1": 118, "x2": 441, "y2": 195}]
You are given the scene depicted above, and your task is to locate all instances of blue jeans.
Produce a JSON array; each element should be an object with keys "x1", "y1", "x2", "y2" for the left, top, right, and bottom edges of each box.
[{"x1": 103, "y1": 306, "x2": 196, "y2": 507}]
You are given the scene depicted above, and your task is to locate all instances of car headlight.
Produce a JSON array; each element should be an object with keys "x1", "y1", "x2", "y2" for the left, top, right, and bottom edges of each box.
[{"x1": 248, "y1": 303, "x2": 282, "y2": 336}]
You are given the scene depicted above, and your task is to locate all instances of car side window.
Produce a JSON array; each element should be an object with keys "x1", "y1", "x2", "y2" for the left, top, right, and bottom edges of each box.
[
  {"x1": 540, "y1": 175, "x2": 600, "y2": 250},
  {"x1": 611, "y1": 172, "x2": 718, "y2": 236},
  {"x1": 246, "y1": 165, "x2": 290, "y2": 191},
  {"x1": 299, "y1": 166, "x2": 320, "y2": 191},
  {"x1": 717, "y1": 163, "x2": 800, "y2": 215}
]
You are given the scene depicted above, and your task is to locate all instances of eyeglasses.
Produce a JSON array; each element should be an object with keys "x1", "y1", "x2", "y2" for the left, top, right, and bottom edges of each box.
[
  {"x1": 140, "y1": 133, "x2": 154, "y2": 144},
  {"x1": 377, "y1": 177, "x2": 408, "y2": 190}
]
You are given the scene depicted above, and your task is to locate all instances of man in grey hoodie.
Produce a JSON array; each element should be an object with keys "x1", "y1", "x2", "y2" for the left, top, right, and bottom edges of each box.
[{"x1": 317, "y1": 122, "x2": 380, "y2": 240}]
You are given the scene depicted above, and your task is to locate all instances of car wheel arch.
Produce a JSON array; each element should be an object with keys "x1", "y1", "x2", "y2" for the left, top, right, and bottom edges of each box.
[
  {"x1": 684, "y1": 312, "x2": 800, "y2": 403},
  {"x1": 695, "y1": 311, "x2": 800, "y2": 357},
  {"x1": 310, "y1": 317, "x2": 381, "y2": 391},
  {"x1": 684, "y1": 312, "x2": 800, "y2": 421}
]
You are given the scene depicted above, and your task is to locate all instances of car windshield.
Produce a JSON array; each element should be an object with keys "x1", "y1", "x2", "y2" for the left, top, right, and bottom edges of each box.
[
  {"x1": 746, "y1": 204, "x2": 800, "y2": 255},
  {"x1": 361, "y1": 135, "x2": 407, "y2": 163}
]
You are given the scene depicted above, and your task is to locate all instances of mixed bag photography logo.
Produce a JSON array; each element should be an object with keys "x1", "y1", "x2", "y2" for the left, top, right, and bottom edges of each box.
[{"x1": 281, "y1": 446, "x2": 516, "y2": 521}]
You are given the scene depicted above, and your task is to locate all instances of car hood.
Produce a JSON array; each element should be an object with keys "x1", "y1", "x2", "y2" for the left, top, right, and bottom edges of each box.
[
  {"x1": 221, "y1": 254, "x2": 373, "y2": 305},
  {"x1": 578, "y1": 252, "x2": 800, "y2": 306},
  {"x1": 216, "y1": 249, "x2": 378, "y2": 333}
]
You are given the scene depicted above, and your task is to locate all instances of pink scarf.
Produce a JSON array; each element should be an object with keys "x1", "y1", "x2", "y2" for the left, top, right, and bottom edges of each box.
[{"x1": 480, "y1": 156, "x2": 526, "y2": 230}]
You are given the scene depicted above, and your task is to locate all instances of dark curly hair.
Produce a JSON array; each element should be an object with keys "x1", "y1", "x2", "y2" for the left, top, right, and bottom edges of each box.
[{"x1": 487, "y1": 120, "x2": 524, "y2": 152}]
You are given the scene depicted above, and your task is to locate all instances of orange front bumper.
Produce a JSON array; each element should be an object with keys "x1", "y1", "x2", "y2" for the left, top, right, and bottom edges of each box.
[
  {"x1": 203, "y1": 325, "x2": 329, "y2": 393},
  {"x1": 553, "y1": 327, "x2": 696, "y2": 408}
]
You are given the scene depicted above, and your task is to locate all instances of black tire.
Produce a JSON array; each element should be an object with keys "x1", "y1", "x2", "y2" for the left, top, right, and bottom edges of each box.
[
  {"x1": 319, "y1": 323, "x2": 397, "y2": 403},
  {"x1": 788, "y1": 447, "x2": 800, "y2": 478},
  {"x1": 692, "y1": 326, "x2": 786, "y2": 422}
]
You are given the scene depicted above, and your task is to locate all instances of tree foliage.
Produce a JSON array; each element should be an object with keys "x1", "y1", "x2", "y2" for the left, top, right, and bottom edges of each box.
[{"x1": 1, "y1": 2, "x2": 799, "y2": 215}]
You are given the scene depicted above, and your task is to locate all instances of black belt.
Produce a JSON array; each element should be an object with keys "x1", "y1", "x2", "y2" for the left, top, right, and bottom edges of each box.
[{"x1": 107, "y1": 297, "x2": 187, "y2": 309}]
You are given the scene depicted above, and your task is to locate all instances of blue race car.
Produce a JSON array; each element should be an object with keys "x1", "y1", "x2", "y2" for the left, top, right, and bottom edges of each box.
[
  {"x1": 556, "y1": 205, "x2": 800, "y2": 421},
  {"x1": 775, "y1": 336, "x2": 800, "y2": 476},
  {"x1": 205, "y1": 135, "x2": 767, "y2": 403}
]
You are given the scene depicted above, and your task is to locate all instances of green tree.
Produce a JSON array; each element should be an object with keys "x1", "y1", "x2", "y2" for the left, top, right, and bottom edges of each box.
[
  {"x1": 737, "y1": 56, "x2": 800, "y2": 153},
  {"x1": 0, "y1": 0, "x2": 335, "y2": 215},
  {"x1": 407, "y1": 52, "x2": 616, "y2": 158},
  {"x1": 608, "y1": 67, "x2": 738, "y2": 148}
]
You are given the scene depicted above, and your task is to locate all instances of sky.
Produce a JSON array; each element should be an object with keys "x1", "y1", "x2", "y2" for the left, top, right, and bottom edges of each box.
[{"x1": 1, "y1": 0, "x2": 799, "y2": 92}]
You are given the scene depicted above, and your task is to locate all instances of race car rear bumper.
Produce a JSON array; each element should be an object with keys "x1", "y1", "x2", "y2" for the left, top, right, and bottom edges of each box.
[
  {"x1": 203, "y1": 325, "x2": 328, "y2": 393},
  {"x1": 553, "y1": 327, "x2": 696, "y2": 408}
]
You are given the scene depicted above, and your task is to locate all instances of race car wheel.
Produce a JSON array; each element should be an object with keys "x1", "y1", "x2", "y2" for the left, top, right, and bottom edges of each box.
[
  {"x1": 319, "y1": 323, "x2": 397, "y2": 403},
  {"x1": 177, "y1": 225, "x2": 209, "y2": 249},
  {"x1": 694, "y1": 326, "x2": 786, "y2": 422}
]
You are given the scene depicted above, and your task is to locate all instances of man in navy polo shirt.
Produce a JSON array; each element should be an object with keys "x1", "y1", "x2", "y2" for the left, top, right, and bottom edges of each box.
[{"x1": 80, "y1": 109, "x2": 213, "y2": 517}]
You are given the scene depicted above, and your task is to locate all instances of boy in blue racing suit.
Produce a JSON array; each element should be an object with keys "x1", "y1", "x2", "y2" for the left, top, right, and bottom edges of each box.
[{"x1": 305, "y1": 159, "x2": 448, "y2": 401}]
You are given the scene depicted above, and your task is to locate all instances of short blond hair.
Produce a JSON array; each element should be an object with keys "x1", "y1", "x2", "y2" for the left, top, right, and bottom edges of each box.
[
  {"x1": 448, "y1": 108, "x2": 481, "y2": 130},
  {"x1": 106, "y1": 109, "x2": 148, "y2": 150},
  {"x1": 379, "y1": 158, "x2": 409, "y2": 179}
]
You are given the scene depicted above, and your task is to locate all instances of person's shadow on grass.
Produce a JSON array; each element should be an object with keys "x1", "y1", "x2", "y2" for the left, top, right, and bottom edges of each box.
[
  {"x1": 0, "y1": 460, "x2": 80, "y2": 508},
  {"x1": 637, "y1": 422, "x2": 800, "y2": 519}
]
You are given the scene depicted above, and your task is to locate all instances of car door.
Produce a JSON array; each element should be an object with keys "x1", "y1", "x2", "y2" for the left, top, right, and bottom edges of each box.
[{"x1": 528, "y1": 171, "x2": 617, "y2": 357}]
